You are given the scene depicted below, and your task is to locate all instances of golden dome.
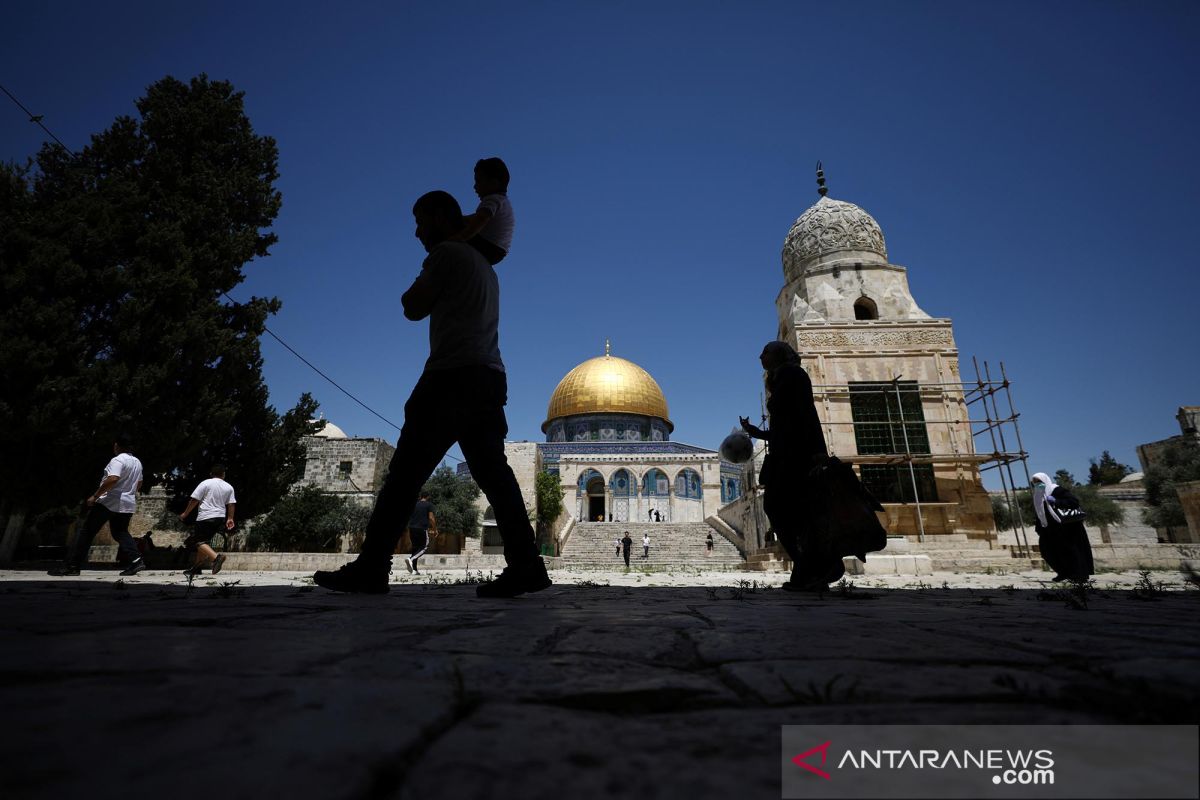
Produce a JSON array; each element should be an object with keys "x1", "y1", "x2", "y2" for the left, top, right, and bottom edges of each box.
[{"x1": 543, "y1": 344, "x2": 671, "y2": 430}]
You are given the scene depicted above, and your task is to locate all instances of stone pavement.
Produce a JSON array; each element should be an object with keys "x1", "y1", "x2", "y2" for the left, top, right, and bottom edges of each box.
[{"x1": 2, "y1": 567, "x2": 1198, "y2": 800}]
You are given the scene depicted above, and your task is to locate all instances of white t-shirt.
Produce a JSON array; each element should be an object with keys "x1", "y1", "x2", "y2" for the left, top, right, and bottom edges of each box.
[
  {"x1": 477, "y1": 193, "x2": 514, "y2": 253},
  {"x1": 97, "y1": 453, "x2": 143, "y2": 513},
  {"x1": 643, "y1": 535, "x2": 650, "y2": 546},
  {"x1": 191, "y1": 477, "x2": 237, "y2": 522},
  {"x1": 422, "y1": 241, "x2": 505, "y2": 373}
]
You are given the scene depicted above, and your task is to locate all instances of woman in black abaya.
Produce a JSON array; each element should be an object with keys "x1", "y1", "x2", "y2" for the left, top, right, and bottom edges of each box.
[
  {"x1": 1031, "y1": 472, "x2": 1095, "y2": 582},
  {"x1": 741, "y1": 341, "x2": 842, "y2": 590}
]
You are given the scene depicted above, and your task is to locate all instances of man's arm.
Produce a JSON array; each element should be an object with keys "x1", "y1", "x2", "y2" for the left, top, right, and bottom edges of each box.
[
  {"x1": 179, "y1": 498, "x2": 199, "y2": 521},
  {"x1": 225, "y1": 502, "x2": 236, "y2": 530},
  {"x1": 87, "y1": 474, "x2": 120, "y2": 506},
  {"x1": 428, "y1": 510, "x2": 437, "y2": 535},
  {"x1": 401, "y1": 269, "x2": 438, "y2": 321}
]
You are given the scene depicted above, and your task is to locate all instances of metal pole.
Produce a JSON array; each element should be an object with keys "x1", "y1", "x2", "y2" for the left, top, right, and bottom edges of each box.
[
  {"x1": 892, "y1": 376, "x2": 926, "y2": 543},
  {"x1": 973, "y1": 357, "x2": 1024, "y2": 557},
  {"x1": 984, "y1": 361, "x2": 1031, "y2": 560},
  {"x1": 998, "y1": 361, "x2": 1035, "y2": 559}
]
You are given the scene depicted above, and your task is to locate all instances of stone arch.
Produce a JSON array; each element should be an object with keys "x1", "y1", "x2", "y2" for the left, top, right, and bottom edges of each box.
[
  {"x1": 853, "y1": 295, "x2": 879, "y2": 320},
  {"x1": 610, "y1": 468, "x2": 634, "y2": 522},
  {"x1": 641, "y1": 468, "x2": 670, "y2": 522},
  {"x1": 673, "y1": 467, "x2": 704, "y2": 522}
]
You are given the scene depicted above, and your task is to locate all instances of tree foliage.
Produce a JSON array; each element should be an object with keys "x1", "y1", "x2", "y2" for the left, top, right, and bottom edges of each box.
[
  {"x1": 0, "y1": 74, "x2": 316, "y2": 521},
  {"x1": 1088, "y1": 450, "x2": 1133, "y2": 486},
  {"x1": 423, "y1": 466, "x2": 481, "y2": 537},
  {"x1": 1142, "y1": 439, "x2": 1200, "y2": 531},
  {"x1": 535, "y1": 470, "x2": 564, "y2": 525},
  {"x1": 248, "y1": 486, "x2": 369, "y2": 553},
  {"x1": 1053, "y1": 469, "x2": 1076, "y2": 488}
]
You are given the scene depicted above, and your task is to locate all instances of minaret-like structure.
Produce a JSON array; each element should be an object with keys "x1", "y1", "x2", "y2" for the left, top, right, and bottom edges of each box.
[{"x1": 775, "y1": 165, "x2": 994, "y2": 539}]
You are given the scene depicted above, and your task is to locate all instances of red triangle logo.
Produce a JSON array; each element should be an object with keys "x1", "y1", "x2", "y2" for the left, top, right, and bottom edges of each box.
[{"x1": 791, "y1": 741, "x2": 832, "y2": 780}]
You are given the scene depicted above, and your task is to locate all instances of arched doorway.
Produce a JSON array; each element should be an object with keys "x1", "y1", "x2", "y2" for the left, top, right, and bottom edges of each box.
[
  {"x1": 674, "y1": 468, "x2": 703, "y2": 522},
  {"x1": 577, "y1": 469, "x2": 605, "y2": 521}
]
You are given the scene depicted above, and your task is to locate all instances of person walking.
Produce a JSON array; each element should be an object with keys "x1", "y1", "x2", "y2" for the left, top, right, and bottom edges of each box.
[
  {"x1": 50, "y1": 435, "x2": 146, "y2": 576},
  {"x1": 642, "y1": 532, "x2": 650, "y2": 559},
  {"x1": 180, "y1": 465, "x2": 235, "y2": 577},
  {"x1": 705, "y1": 532, "x2": 714, "y2": 555},
  {"x1": 405, "y1": 491, "x2": 437, "y2": 575},
  {"x1": 621, "y1": 531, "x2": 633, "y2": 568},
  {"x1": 1031, "y1": 472, "x2": 1095, "y2": 582},
  {"x1": 741, "y1": 341, "x2": 841, "y2": 591},
  {"x1": 614, "y1": 536, "x2": 621, "y2": 558},
  {"x1": 314, "y1": 191, "x2": 549, "y2": 598}
]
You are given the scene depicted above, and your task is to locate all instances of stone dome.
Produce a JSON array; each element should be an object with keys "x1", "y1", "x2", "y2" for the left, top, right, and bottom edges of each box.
[
  {"x1": 311, "y1": 420, "x2": 348, "y2": 439},
  {"x1": 543, "y1": 346, "x2": 671, "y2": 431},
  {"x1": 782, "y1": 196, "x2": 888, "y2": 282}
]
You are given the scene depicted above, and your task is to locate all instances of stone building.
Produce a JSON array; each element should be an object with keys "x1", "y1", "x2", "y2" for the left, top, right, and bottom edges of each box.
[
  {"x1": 297, "y1": 420, "x2": 395, "y2": 506},
  {"x1": 1136, "y1": 405, "x2": 1200, "y2": 543},
  {"x1": 461, "y1": 342, "x2": 743, "y2": 548},
  {"x1": 775, "y1": 170, "x2": 995, "y2": 540}
]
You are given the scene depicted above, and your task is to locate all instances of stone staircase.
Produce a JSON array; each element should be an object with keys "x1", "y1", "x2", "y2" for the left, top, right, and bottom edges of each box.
[
  {"x1": 562, "y1": 522, "x2": 744, "y2": 569},
  {"x1": 906, "y1": 535, "x2": 1043, "y2": 572}
]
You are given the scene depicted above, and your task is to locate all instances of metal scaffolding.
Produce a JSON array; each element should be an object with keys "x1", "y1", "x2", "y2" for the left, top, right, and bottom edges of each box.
[{"x1": 795, "y1": 358, "x2": 1033, "y2": 556}]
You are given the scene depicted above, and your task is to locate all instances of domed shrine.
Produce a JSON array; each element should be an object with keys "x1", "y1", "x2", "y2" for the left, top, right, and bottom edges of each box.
[
  {"x1": 534, "y1": 342, "x2": 743, "y2": 524},
  {"x1": 774, "y1": 164, "x2": 994, "y2": 539}
]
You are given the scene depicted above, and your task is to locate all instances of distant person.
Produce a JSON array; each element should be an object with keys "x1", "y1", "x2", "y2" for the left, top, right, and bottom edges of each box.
[
  {"x1": 741, "y1": 340, "x2": 841, "y2": 591},
  {"x1": 314, "y1": 190, "x2": 549, "y2": 598},
  {"x1": 405, "y1": 490, "x2": 437, "y2": 575},
  {"x1": 621, "y1": 531, "x2": 633, "y2": 567},
  {"x1": 614, "y1": 536, "x2": 621, "y2": 558},
  {"x1": 642, "y1": 532, "x2": 650, "y2": 559},
  {"x1": 655, "y1": 509, "x2": 662, "y2": 523},
  {"x1": 50, "y1": 435, "x2": 146, "y2": 577},
  {"x1": 180, "y1": 465, "x2": 236, "y2": 577},
  {"x1": 1031, "y1": 472, "x2": 1095, "y2": 582},
  {"x1": 455, "y1": 157, "x2": 513, "y2": 266},
  {"x1": 648, "y1": 508, "x2": 654, "y2": 522},
  {"x1": 706, "y1": 533, "x2": 714, "y2": 555}
]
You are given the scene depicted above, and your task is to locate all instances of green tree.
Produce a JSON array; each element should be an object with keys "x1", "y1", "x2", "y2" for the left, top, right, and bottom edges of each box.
[
  {"x1": 1054, "y1": 469, "x2": 1076, "y2": 488},
  {"x1": 0, "y1": 74, "x2": 315, "y2": 534},
  {"x1": 535, "y1": 471, "x2": 564, "y2": 525},
  {"x1": 991, "y1": 484, "x2": 1123, "y2": 530},
  {"x1": 423, "y1": 466, "x2": 481, "y2": 537},
  {"x1": 1088, "y1": 451, "x2": 1134, "y2": 486},
  {"x1": 1142, "y1": 439, "x2": 1200, "y2": 532},
  {"x1": 249, "y1": 485, "x2": 358, "y2": 552}
]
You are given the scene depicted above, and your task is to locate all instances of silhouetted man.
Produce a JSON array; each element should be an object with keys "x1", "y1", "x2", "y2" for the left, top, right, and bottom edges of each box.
[
  {"x1": 314, "y1": 191, "x2": 549, "y2": 598},
  {"x1": 621, "y1": 531, "x2": 633, "y2": 567}
]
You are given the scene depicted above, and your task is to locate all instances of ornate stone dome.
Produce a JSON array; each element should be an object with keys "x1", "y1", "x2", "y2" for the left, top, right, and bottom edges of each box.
[
  {"x1": 782, "y1": 196, "x2": 888, "y2": 282},
  {"x1": 544, "y1": 344, "x2": 671, "y2": 431}
]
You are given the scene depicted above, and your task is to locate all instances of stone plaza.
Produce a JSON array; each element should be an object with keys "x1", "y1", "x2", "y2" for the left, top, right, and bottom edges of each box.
[{"x1": 2, "y1": 566, "x2": 1198, "y2": 799}]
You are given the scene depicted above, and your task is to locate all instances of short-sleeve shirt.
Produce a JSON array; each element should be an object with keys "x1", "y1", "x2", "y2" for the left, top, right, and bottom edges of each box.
[
  {"x1": 643, "y1": 535, "x2": 650, "y2": 546},
  {"x1": 190, "y1": 477, "x2": 237, "y2": 522},
  {"x1": 408, "y1": 499, "x2": 434, "y2": 530},
  {"x1": 476, "y1": 193, "x2": 514, "y2": 253},
  {"x1": 422, "y1": 242, "x2": 505, "y2": 373},
  {"x1": 98, "y1": 453, "x2": 143, "y2": 513}
]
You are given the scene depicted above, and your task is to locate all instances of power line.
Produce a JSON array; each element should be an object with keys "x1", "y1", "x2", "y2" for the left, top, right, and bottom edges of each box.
[
  {"x1": 0, "y1": 82, "x2": 74, "y2": 153},
  {"x1": 2, "y1": 84, "x2": 464, "y2": 463}
]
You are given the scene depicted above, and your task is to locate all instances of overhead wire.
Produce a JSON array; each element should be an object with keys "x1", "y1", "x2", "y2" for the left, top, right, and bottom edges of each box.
[{"x1": 3, "y1": 82, "x2": 464, "y2": 463}]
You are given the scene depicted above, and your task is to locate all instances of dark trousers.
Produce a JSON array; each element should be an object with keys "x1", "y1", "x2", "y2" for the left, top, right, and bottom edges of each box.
[
  {"x1": 763, "y1": 479, "x2": 838, "y2": 582},
  {"x1": 622, "y1": 547, "x2": 631, "y2": 567},
  {"x1": 359, "y1": 366, "x2": 537, "y2": 571},
  {"x1": 71, "y1": 504, "x2": 139, "y2": 567},
  {"x1": 409, "y1": 528, "x2": 429, "y2": 563}
]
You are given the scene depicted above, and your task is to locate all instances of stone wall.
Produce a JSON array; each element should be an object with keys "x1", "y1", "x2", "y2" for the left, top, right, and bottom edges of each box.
[
  {"x1": 299, "y1": 437, "x2": 395, "y2": 495},
  {"x1": 1175, "y1": 480, "x2": 1200, "y2": 544}
]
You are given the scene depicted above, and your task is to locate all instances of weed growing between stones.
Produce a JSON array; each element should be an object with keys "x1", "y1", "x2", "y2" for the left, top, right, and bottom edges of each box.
[
  {"x1": 704, "y1": 587, "x2": 719, "y2": 601},
  {"x1": 833, "y1": 579, "x2": 879, "y2": 600},
  {"x1": 780, "y1": 674, "x2": 864, "y2": 705},
  {"x1": 1182, "y1": 563, "x2": 1200, "y2": 590},
  {"x1": 211, "y1": 580, "x2": 245, "y2": 599},
  {"x1": 576, "y1": 579, "x2": 608, "y2": 588},
  {"x1": 1037, "y1": 579, "x2": 1092, "y2": 610},
  {"x1": 1132, "y1": 570, "x2": 1167, "y2": 601}
]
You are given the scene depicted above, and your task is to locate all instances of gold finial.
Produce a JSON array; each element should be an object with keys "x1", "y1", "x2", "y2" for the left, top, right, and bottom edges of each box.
[
  {"x1": 816, "y1": 161, "x2": 828, "y2": 197},
  {"x1": 604, "y1": 338, "x2": 611, "y2": 357}
]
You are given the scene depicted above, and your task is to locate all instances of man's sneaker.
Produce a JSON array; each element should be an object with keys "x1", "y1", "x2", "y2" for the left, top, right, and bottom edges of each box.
[
  {"x1": 183, "y1": 564, "x2": 204, "y2": 578},
  {"x1": 119, "y1": 559, "x2": 146, "y2": 576},
  {"x1": 476, "y1": 558, "x2": 552, "y2": 599},
  {"x1": 403, "y1": 557, "x2": 414, "y2": 574},
  {"x1": 313, "y1": 562, "x2": 389, "y2": 594},
  {"x1": 48, "y1": 564, "x2": 81, "y2": 576},
  {"x1": 211, "y1": 554, "x2": 227, "y2": 575}
]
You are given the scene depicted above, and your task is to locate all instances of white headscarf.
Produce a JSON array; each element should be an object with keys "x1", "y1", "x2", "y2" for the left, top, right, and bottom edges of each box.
[{"x1": 1031, "y1": 472, "x2": 1061, "y2": 527}]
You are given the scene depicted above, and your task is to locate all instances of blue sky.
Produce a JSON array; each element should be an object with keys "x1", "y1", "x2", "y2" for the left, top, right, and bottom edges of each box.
[{"x1": 3, "y1": 1, "x2": 1198, "y2": 487}]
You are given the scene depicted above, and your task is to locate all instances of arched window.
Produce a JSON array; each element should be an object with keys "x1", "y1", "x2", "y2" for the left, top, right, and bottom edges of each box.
[
  {"x1": 610, "y1": 469, "x2": 632, "y2": 497},
  {"x1": 675, "y1": 468, "x2": 702, "y2": 499},
  {"x1": 853, "y1": 296, "x2": 879, "y2": 320},
  {"x1": 642, "y1": 469, "x2": 669, "y2": 496}
]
